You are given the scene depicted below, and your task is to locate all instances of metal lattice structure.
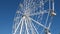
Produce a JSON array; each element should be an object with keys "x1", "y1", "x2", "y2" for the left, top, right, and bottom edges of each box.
[{"x1": 12, "y1": 0, "x2": 56, "y2": 34}]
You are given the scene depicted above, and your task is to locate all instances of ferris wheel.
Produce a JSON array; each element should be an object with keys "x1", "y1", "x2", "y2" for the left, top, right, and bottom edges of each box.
[{"x1": 12, "y1": 0, "x2": 56, "y2": 34}]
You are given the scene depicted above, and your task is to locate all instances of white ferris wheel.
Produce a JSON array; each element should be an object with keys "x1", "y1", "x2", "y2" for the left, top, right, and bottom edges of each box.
[{"x1": 12, "y1": 0, "x2": 56, "y2": 34}]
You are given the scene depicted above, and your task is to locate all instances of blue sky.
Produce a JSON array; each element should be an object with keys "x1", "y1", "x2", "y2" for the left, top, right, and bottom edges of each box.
[{"x1": 0, "y1": 0, "x2": 60, "y2": 34}]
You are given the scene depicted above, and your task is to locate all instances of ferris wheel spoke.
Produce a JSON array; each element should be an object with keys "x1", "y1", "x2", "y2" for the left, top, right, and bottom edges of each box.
[
  {"x1": 29, "y1": 17, "x2": 47, "y2": 29},
  {"x1": 40, "y1": 13, "x2": 50, "y2": 34},
  {"x1": 29, "y1": 23, "x2": 34, "y2": 34},
  {"x1": 30, "y1": 12, "x2": 42, "y2": 16},
  {"x1": 25, "y1": 19, "x2": 29, "y2": 34},
  {"x1": 13, "y1": 18, "x2": 23, "y2": 34},
  {"x1": 40, "y1": 21, "x2": 52, "y2": 34},
  {"x1": 31, "y1": 23, "x2": 39, "y2": 34},
  {"x1": 41, "y1": 17, "x2": 53, "y2": 34},
  {"x1": 20, "y1": 19, "x2": 24, "y2": 34},
  {"x1": 16, "y1": 10, "x2": 24, "y2": 15},
  {"x1": 48, "y1": 17, "x2": 53, "y2": 29},
  {"x1": 41, "y1": 0, "x2": 52, "y2": 34},
  {"x1": 30, "y1": 10, "x2": 48, "y2": 16},
  {"x1": 29, "y1": 22, "x2": 38, "y2": 34},
  {"x1": 48, "y1": 23, "x2": 51, "y2": 29}
]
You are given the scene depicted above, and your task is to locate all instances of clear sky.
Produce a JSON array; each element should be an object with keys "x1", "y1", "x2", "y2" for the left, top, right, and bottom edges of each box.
[{"x1": 0, "y1": 0, "x2": 60, "y2": 34}]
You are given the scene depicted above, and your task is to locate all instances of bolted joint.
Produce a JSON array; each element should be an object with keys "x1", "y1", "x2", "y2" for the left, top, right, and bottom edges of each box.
[
  {"x1": 45, "y1": 29, "x2": 51, "y2": 34},
  {"x1": 50, "y1": 10, "x2": 56, "y2": 16}
]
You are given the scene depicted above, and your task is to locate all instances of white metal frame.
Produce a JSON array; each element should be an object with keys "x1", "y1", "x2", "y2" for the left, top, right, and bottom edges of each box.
[{"x1": 12, "y1": 0, "x2": 56, "y2": 34}]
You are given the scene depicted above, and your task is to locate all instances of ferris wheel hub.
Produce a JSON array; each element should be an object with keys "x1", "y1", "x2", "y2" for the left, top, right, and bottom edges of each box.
[{"x1": 23, "y1": 15, "x2": 26, "y2": 19}]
